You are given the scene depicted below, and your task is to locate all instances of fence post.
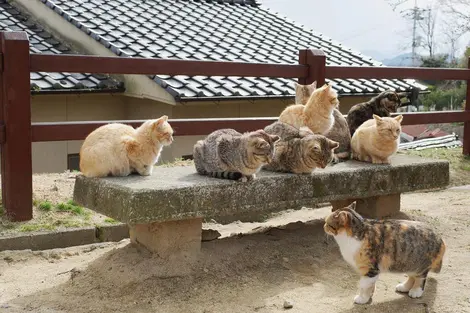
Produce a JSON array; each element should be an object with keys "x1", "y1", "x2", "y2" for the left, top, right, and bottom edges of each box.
[
  {"x1": 298, "y1": 49, "x2": 326, "y2": 86},
  {"x1": 0, "y1": 31, "x2": 33, "y2": 221},
  {"x1": 464, "y1": 56, "x2": 470, "y2": 156}
]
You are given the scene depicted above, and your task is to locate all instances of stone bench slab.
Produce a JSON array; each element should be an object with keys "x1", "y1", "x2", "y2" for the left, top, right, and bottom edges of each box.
[{"x1": 73, "y1": 155, "x2": 449, "y2": 224}]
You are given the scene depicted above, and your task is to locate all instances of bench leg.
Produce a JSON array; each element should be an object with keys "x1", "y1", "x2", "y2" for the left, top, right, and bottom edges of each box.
[
  {"x1": 355, "y1": 194, "x2": 401, "y2": 218},
  {"x1": 129, "y1": 217, "x2": 202, "y2": 260}
]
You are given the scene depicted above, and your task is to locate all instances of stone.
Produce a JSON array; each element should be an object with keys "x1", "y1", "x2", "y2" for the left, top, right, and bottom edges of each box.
[
  {"x1": 73, "y1": 155, "x2": 449, "y2": 225},
  {"x1": 283, "y1": 300, "x2": 294, "y2": 309},
  {"x1": 129, "y1": 218, "x2": 202, "y2": 260}
]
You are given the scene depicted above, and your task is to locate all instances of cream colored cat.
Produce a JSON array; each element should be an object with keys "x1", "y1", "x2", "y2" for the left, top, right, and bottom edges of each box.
[
  {"x1": 279, "y1": 83, "x2": 339, "y2": 134},
  {"x1": 351, "y1": 114, "x2": 403, "y2": 164},
  {"x1": 79, "y1": 116, "x2": 173, "y2": 177}
]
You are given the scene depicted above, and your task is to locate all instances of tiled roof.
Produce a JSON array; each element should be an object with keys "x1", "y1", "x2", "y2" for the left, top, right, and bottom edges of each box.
[
  {"x1": 38, "y1": 0, "x2": 426, "y2": 100},
  {"x1": 0, "y1": 0, "x2": 123, "y2": 93}
]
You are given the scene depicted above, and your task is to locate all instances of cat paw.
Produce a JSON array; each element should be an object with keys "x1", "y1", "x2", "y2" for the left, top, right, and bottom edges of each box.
[
  {"x1": 353, "y1": 295, "x2": 371, "y2": 305},
  {"x1": 395, "y1": 282, "x2": 412, "y2": 293},
  {"x1": 247, "y1": 174, "x2": 256, "y2": 181},
  {"x1": 408, "y1": 288, "x2": 424, "y2": 298},
  {"x1": 239, "y1": 176, "x2": 248, "y2": 182}
]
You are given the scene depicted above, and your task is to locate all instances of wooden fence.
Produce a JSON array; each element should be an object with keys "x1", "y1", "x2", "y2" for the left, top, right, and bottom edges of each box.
[{"x1": 1, "y1": 31, "x2": 470, "y2": 221}]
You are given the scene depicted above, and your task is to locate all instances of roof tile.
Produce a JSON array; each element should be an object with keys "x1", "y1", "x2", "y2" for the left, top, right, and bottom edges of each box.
[{"x1": 41, "y1": 0, "x2": 425, "y2": 99}]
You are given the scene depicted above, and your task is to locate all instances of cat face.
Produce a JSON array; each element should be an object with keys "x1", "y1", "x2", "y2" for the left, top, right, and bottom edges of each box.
[
  {"x1": 309, "y1": 83, "x2": 339, "y2": 108},
  {"x1": 378, "y1": 91, "x2": 402, "y2": 113},
  {"x1": 294, "y1": 81, "x2": 317, "y2": 104},
  {"x1": 247, "y1": 130, "x2": 279, "y2": 164},
  {"x1": 373, "y1": 114, "x2": 403, "y2": 140},
  {"x1": 324, "y1": 202, "x2": 363, "y2": 236},
  {"x1": 303, "y1": 135, "x2": 339, "y2": 169},
  {"x1": 152, "y1": 115, "x2": 174, "y2": 146}
]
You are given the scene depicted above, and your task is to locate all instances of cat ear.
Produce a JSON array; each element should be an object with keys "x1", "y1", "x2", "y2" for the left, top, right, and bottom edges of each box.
[
  {"x1": 308, "y1": 81, "x2": 317, "y2": 92},
  {"x1": 373, "y1": 114, "x2": 382, "y2": 124},
  {"x1": 394, "y1": 115, "x2": 403, "y2": 123},
  {"x1": 270, "y1": 135, "x2": 280, "y2": 143},
  {"x1": 347, "y1": 201, "x2": 357, "y2": 211},
  {"x1": 294, "y1": 82, "x2": 300, "y2": 89},
  {"x1": 153, "y1": 115, "x2": 168, "y2": 129},
  {"x1": 328, "y1": 140, "x2": 339, "y2": 150}
]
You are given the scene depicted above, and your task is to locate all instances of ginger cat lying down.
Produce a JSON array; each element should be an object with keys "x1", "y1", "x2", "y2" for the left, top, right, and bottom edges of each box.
[
  {"x1": 351, "y1": 114, "x2": 403, "y2": 164},
  {"x1": 80, "y1": 116, "x2": 173, "y2": 177}
]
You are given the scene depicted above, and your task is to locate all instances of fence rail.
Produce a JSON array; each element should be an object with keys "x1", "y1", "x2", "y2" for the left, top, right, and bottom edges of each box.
[{"x1": 1, "y1": 30, "x2": 470, "y2": 221}]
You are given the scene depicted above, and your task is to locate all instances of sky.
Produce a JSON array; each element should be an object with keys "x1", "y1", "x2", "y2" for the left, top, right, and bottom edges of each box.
[{"x1": 262, "y1": 0, "x2": 469, "y2": 61}]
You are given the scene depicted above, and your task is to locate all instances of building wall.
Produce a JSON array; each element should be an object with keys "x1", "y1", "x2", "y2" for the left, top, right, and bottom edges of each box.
[{"x1": 31, "y1": 93, "x2": 370, "y2": 173}]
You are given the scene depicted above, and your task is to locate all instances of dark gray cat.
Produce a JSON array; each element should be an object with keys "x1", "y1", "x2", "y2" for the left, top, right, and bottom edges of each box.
[
  {"x1": 193, "y1": 128, "x2": 279, "y2": 181},
  {"x1": 263, "y1": 121, "x2": 339, "y2": 174}
]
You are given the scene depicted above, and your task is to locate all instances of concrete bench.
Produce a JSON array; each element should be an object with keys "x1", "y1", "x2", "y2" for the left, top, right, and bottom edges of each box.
[{"x1": 73, "y1": 155, "x2": 449, "y2": 259}]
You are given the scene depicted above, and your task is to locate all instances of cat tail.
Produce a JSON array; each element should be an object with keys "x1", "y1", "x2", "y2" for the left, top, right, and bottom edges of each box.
[
  {"x1": 430, "y1": 240, "x2": 446, "y2": 273},
  {"x1": 208, "y1": 171, "x2": 243, "y2": 180}
]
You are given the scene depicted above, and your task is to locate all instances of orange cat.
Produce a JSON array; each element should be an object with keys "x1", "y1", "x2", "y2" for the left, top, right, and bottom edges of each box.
[
  {"x1": 79, "y1": 116, "x2": 173, "y2": 177},
  {"x1": 351, "y1": 114, "x2": 402, "y2": 164},
  {"x1": 279, "y1": 83, "x2": 339, "y2": 134}
]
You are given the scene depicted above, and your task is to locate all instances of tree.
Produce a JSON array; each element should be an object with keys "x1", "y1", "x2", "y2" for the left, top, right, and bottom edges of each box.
[
  {"x1": 442, "y1": 20, "x2": 466, "y2": 64},
  {"x1": 439, "y1": 0, "x2": 470, "y2": 33},
  {"x1": 416, "y1": 5, "x2": 439, "y2": 57}
]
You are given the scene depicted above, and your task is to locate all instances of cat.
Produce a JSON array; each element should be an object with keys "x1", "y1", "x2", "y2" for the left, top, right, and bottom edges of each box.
[
  {"x1": 263, "y1": 121, "x2": 339, "y2": 174},
  {"x1": 324, "y1": 202, "x2": 446, "y2": 304},
  {"x1": 294, "y1": 81, "x2": 351, "y2": 162},
  {"x1": 79, "y1": 116, "x2": 173, "y2": 178},
  {"x1": 279, "y1": 83, "x2": 339, "y2": 135},
  {"x1": 351, "y1": 114, "x2": 403, "y2": 164},
  {"x1": 193, "y1": 129, "x2": 279, "y2": 181},
  {"x1": 347, "y1": 90, "x2": 405, "y2": 136}
]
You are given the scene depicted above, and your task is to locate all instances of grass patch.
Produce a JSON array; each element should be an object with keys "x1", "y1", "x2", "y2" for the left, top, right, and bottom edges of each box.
[
  {"x1": 104, "y1": 217, "x2": 119, "y2": 224},
  {"x1": 19, "y1": 224, "x2": 55, "y2": 232},
  {"x1": 37, "y1": 201, "x2": 53, "y2": 212},
  {"x1": 401, "y1": 147, "x2": 470, "y2": 186},
  {"x1": 55, "y1": 200, "x2": 86, "y2": 215}
]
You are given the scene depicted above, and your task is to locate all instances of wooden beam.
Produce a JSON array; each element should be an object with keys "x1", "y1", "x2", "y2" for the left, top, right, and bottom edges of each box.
[
  {"x1": 1, "y1": 31, "x2": 33, "y2": 221},
  {"x1": 30, "y1": 53, "x2": 308, "y2": 78}
]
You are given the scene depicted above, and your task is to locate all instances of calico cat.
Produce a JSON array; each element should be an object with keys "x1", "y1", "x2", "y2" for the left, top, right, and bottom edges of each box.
[
  {"x1": 324, "y1": 202, "x2": 446, "y2": 304},
  {"x1": 193, "y1": 129, "x2": 279, "y2": 181},
  {"x1": 347, "y1": 90, "x2": 405, "y2": 136},
  {"x1": 263, "y1": 121, "x2": 339, "y2": 174},
  {"x1": 79, "y1": 116, "x2": 173, "y2": 177},
  {"x1": 279, "y1": 83, "x2": 339, "y2": 135},
  {"x1": 294, "y1": 81, "x2": 351, "y2": 162},
  {"x1": 351, "y1": 114, "x2": 402, "y2": 164}
]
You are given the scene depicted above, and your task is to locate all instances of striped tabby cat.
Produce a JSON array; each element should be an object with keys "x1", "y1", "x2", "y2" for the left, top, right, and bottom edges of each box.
[
  {"x1": 263, "y1": 121, "x2": 339, "y2": 174},
  {"x1": 193, "y1": 129, "x2": 279, "y2": 181},
  {"x1": 324, "y1": 202, "x2": 446, "y2": 305}
]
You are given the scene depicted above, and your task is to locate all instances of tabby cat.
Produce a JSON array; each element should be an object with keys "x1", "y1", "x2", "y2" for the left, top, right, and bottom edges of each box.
[
  {"x1": 193, "y1": 129, "x2": 279, "y2": 181},
  {"x1": 324, "y1": 202, "x2": 446, "y2": 304},
  {"x1": 279, "y1": 83, "x2": 339, "y2": 135},
  {"x1": 346, "y1": 90, "x2": 405, "y2": 136},
  {"x1": 263, "y1": 121, "x2": 339, "y2": 174},
  {"x1": 80, "y1": 116, "x2": 173, "y2": 177},
  {"x1": 351, "y1": 114, "x2": 402, "y2": 164},
  {"x1": 294, "y1": 81, "x2": 351, "y2": 162}
]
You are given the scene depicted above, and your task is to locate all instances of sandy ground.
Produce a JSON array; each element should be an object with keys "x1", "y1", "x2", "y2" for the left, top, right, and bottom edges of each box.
[{"x1": 1, "y1": 188, "x2": 470, "y2": 313}]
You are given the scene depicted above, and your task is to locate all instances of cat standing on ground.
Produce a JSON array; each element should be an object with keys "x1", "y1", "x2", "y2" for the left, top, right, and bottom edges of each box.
[
  {"x1": 351, "y1": 114, "x2": 403, "y2": 164},
  {"x1": 193, "y1": 129, "x2": 279, "y2": 181},
  {"x1": 80, "y1": 116, "x2": 174, "y2": 177},
  {"x1": 294, "y1": 82, "x2": 351, "y2": 162},
  {"x1": 347, "y1": 90, "x2": 405, "y2": 136},
  {"x1": 263, "y1": 121, "x2": 339, "y2": 174},
  {"x1": 324, "y1": 202, "x2": 446, "y2": 305},
  {"x1": 279, "y1": 83, "x2": 339, "y2": 134}
]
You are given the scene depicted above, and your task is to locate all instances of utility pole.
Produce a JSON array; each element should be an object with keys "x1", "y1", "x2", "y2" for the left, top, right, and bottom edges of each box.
[{"x1": 411, "y1": 0, "x2": 418, "y2": 66}]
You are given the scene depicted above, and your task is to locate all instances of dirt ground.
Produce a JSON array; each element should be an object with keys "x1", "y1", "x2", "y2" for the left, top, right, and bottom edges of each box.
[{"x1": 1, "y1": 188, "x2": 469, "y2": 313}]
